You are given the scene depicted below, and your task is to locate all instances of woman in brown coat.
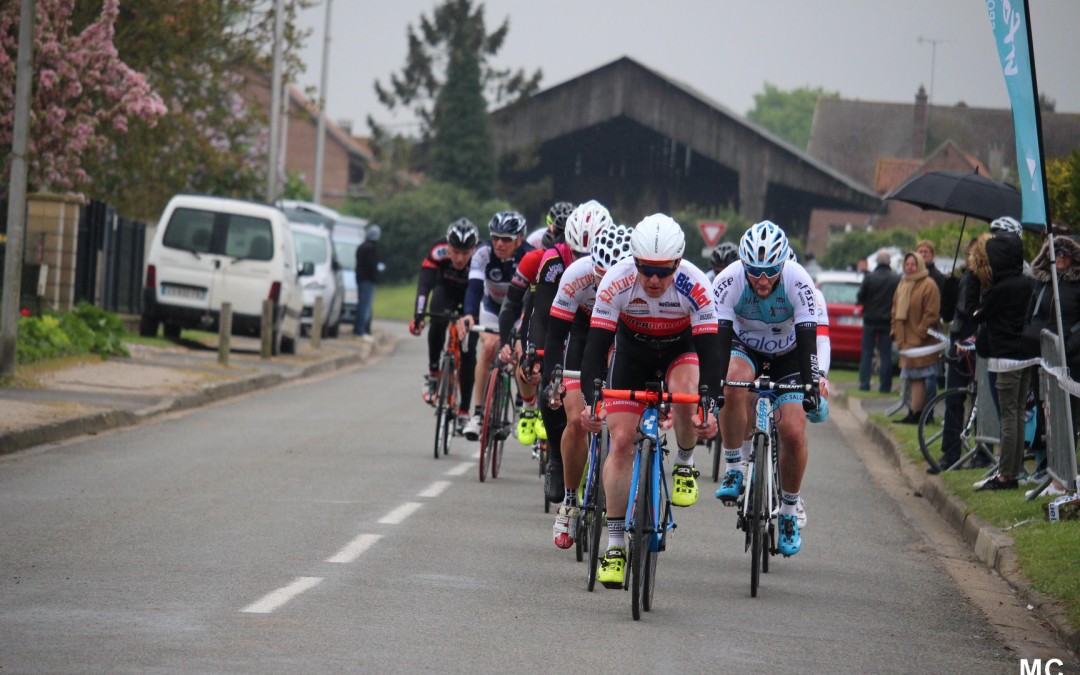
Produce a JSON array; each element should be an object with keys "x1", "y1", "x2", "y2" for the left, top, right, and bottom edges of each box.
[{"x1": 891, "y1": 251, "x2": 942, "y2": 423}]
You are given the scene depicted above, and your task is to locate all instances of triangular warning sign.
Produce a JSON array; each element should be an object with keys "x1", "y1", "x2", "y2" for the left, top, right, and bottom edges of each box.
[{"x1": 697, "y1": 221, "x2": 726, "y2": 248}]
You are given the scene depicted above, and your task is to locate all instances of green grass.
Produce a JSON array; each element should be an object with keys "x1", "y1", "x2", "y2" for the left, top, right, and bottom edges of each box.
[
  {"x1": 373, "y1": 281, "x2": 417, "y2": 322},
  {"x1": 869, "y1": 407, "x2": 1079, "y2": 633}
]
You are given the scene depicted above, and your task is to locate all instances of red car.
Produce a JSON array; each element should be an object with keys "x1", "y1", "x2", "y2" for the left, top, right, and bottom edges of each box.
[{"x1": 816, "y1": 271, "x2": 864, "y2": 363}]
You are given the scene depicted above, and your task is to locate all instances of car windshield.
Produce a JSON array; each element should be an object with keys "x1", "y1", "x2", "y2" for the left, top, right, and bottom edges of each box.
[
  {"x1": 819, "y1": 282, "x2": 860, "y2": 305},
  {"x1": 294, "y1": 231, "x2": 328, "y2": 265},
  {"x1": 334, "y1": 241, "x2": 359, "y2": 271}
]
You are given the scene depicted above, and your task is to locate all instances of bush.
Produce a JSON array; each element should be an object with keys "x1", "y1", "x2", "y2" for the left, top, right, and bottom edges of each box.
[{"x1": 16, "y1": 302, "x2": 129, "y2": 365}]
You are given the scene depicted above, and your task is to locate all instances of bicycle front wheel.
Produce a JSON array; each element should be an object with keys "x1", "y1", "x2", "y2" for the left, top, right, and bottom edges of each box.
[
  {"x1": 710, "y1": 432, "x2": 723, "y2": 483},
  {"x1": 918, "y1": 388, "x2": 975, "y2": 472},
  {"x1": 478, "y1": 368, "x2": 500, "y2": 482},
  {"x1": 586, "y1": 430, "x2": 607, "y2": 592},
  {"x1": 750, "y1": 433, "x2": 767, "y2": 598},
  {"x1": 433, "y1": 354, "x2": 455, "y2": 460},
  {"x1": 490, "y1": 373, "x2": 511, "y2": 479},
  {"x1": 631, "y1": 439, "x2": 655, "y2": 620}
]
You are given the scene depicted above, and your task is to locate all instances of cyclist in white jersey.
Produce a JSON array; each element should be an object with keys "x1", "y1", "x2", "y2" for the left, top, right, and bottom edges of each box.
[
  {"x1": 711, "y1": 220, "x2": 825, "y2": 558},
  {"x1": 578, "y1": 214, "x2": 720, "y2": 589}
]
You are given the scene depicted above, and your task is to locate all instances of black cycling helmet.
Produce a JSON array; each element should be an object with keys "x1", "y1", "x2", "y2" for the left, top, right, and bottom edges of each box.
[
  {"x1": 446, "y1": 218, "x2": 479, "y2": 250},
  {"x1": 488, "y1": 211, "x2": 527, "y2": 237},
  {"x1": 546, "y1": 201, "x2": 575, "y2": 235},
  {"x1": 710, "y1": 241, "x2": 739, "y2": 269}
]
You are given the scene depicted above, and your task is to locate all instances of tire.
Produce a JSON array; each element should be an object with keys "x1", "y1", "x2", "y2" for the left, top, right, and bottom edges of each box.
[
  {"x1": 280, "y1": 333, "x2": 297, "y2": 355},
  {"x1": 478, "y1": 368, "x2": 499, "y2": 482},
  {"x1": 326, "y1": 318, "x2": 340, "y2": 339},
  {"x1": 918, "y1": 388, "x2": 975, "y2": 472},
  {"x1": 433, "y1": 359, "x2": 454, "y2": 460},
  {"x1": 750, "y1": 433, "x2": 767, "y2": 598},
  {"x1": 710, "y1": 433, "x2": 722, "y2": 483},
  {"x1": 539, "y1": 440, "x2": 551, "y2": 513},
  {"x1": 631, "y1": 439, "x2": 654, "y2": 621},
  {"x1": 489, "y1": 372, "x2": 509, "y2": 479},
  {"x1": 586, "y1": 430, "x2": 607, "y2": 591},
  {"x1": 139, "y1": 313, "x2": 159, "y2": 338},
  {"x1": 163, "y1": 322, "x2": 182, "y2": 340}
]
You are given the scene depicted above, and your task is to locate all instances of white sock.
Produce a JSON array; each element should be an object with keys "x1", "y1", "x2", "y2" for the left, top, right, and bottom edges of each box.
[
  {"x1": 607, "y1": 518, "x2": 626, "y2": 550},
  {"x1": 676, "y1": 445, "x2": 694, "y2": 466},
  {"x1": 780, "y1": 491, "x2": 800, "y2": 517},
  {"x1": 723, "y1": 446, "x2": 743, "y2": 473}
]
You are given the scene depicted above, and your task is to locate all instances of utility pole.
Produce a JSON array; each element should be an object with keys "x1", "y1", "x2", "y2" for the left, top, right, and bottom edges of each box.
[
  {"x1": 917, "y1": 35, "x2": 951, "y2": 104},
  {"x1": 1, "y1": 0, "x2": 36, "y2": 377},
  {"x1": 266, "y1": 0, "x2": 285, "y2": 203},
  {"x1": 313, "y1": 0, "x2": 332, "y2": 205}
]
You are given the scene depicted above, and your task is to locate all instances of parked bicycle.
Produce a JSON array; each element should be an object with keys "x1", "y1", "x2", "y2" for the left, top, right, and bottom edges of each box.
[
  {"x1": 917, "y1": 339, "x2": 997, "y2": 473},
  {"x1": 594, "y1": 381, "x2": 711, "y2": 620},
  {"x1": 722, "y1": 376, "x2": 810, "y2": 598}
]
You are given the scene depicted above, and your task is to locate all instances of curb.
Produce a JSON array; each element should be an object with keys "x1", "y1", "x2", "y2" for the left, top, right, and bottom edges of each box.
[
  {"x1": 0, "y1": 335, "x2": 392, "y2": 457},
  {"x1": 840, "y1": 391, "x2": 1080, "y2": 658}
]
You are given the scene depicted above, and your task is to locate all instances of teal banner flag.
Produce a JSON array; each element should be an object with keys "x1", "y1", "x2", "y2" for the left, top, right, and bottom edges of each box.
[{"x1": 986, "y1": 0, "x2": 1047, "y2": 228}]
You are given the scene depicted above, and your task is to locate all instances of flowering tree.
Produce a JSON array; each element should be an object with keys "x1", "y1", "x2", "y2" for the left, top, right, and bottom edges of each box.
[{"x1": 0, "y1": 0, "x2": 166, "y2": 195}]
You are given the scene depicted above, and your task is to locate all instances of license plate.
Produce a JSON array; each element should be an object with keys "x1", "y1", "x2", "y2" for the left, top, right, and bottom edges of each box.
[
  {"x1": 161, "y1": 284, "x2": 207, "y2": 300},
  {"x1": 837, "y1": 316, "x2": 863, "y2": 326}
]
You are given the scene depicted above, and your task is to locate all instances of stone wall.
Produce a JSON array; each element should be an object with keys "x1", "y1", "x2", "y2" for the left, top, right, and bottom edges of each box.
[{"x1": 26, "y1": 193, "x2": 81, "y2": 312}]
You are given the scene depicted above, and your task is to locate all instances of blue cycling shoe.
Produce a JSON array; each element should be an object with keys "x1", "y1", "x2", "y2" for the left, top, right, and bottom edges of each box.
[
  {"x1": 777, "y1": 514, "x2": 802, "y2": 557},
  {"x1": 715, "y1": 468, "x2": 744, "y2": 505}
]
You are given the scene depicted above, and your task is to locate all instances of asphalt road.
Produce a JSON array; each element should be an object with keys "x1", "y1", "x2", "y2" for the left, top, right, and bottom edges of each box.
[{"x1": 0, "y1": 326, "x2": 1066, "y2": 673}]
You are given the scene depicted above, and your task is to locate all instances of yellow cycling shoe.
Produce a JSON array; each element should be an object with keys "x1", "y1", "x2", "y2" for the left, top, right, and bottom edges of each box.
[
  {"x1": 671, "y1": 464, "x2": 700, "y2": 507},
  {"x1": 534, "y1": 414, "x2": 547, "y2": 441},
  {"x1": 516, "y1": 408, "x2": 537, "y2": 445},
  {"x1": 597, "y1": 547, "x2": 626, "y2": 589}
]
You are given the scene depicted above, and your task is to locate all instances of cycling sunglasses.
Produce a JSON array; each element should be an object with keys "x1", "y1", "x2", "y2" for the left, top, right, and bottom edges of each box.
[
  {"x1": 635, "y1": 261, "x2": 679, "y2": 279},
  {"x1": 491, "y1": 234, "x2": 517, "y2": 243},
  {"x1": 744, "y1": 262, "x2": 784, "y2": 279}
]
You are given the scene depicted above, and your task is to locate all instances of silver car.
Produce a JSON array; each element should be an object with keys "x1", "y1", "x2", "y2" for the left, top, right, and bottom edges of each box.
[{"x1": 289, "y1": 221, "x2": 345, "y2": 338}]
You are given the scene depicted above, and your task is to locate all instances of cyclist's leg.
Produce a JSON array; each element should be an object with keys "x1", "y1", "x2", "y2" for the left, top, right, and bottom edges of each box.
[
  {"x1": 775, "y1": 396, "x2": 808, "y2": 556},
  {"x1": 541, "y1": 399, "x2": 567, "y2": 502},
  {"x1": 667, "y1": 353, "x2": 704, "y2": 507},
  {"x1": 464, "y1": 312, "x2": 499, "y2": 439},
  {"x1": 552, "y1": 383, "x2": 584, "y2": 547},
  {"x1": 596, "y1": 410, "x2": 639, "y2": 587},
  {"x1": 717, "y1": 352, "x2": 757, "y2": 503},
  {"x1": 459, "y1": 331, "x2": 478, "y2": 422}
]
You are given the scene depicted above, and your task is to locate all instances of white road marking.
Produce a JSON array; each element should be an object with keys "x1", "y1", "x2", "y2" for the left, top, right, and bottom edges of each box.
[
  {"x1": 325, "y1": 533, "x2": 383, "y2": 564},
  {"x1": 444, "y1": 462, "x2": 473, "y2": 476},
  {"x1": 472, "y1": 450, "x2": 482, "y2": 460},
  {"x1": 241, "y1": 577, "x2": 323, "y2": 614},
  {"x1": 418, "y1": 481, "x2": 452, "y2": 498},
  {"x1": 378, "y1": 502, "x2": 423, "y2": 524}
]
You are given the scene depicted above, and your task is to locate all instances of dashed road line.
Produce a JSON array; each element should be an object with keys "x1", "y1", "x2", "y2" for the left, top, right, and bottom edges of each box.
[
  {"x1": 326, "y1": 533, "x2": 383, "y2": 564},
  {"x1": 378, "y1": 501, "x2": 423, "y2": 524},
  {"x1": 241, "y1": 576, "x2": 323, "y2": 614},
  {"x1": 418, "y1": 480, "x2": 452, "y2": 498},
  {"x1": 445, "y1": 462, "x2": 473, "y2": 476}
]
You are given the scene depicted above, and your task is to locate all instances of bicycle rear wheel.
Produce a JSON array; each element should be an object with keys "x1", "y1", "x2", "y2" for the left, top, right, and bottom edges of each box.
[
  {"x1": 433, "y1": 354, "x2": 455, "y2": 460},
  {"x1": 750, "y1": 433, "x2": 767, "y2": 598},
  {"x1": 631, "y1": 440, "x2": 655, "y2": 620},
  {"x1": 586, "y1": 431, "x2": 607, "y2": 591},
  {"x1": 478, "y1": 368, "x2": 500, "y2": 482},
  {"x1": 710, "y1": 432, "x2": 722, "y2": 483},
  {"x1": 490, "y1": 373, "x2": 511, "y2": 479},
  {"x1": 918, "y1": 388, "x2": 974, "y2": 472}
]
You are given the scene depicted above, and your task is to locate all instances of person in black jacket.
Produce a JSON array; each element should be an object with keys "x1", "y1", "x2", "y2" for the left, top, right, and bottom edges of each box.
[
  {"x1": 354, "y1": 225, "x2": 380, "y2": 339},
  {"x1": 857, "y1": 249, "x2": 900, "y2": 392},
  {"x1": 974, "y1": 224, "x2": 1033, "y2": 490}
]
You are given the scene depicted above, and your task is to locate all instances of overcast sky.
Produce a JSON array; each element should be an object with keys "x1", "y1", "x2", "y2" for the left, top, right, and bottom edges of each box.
[{"x1": 294, "y1": 1, "x2": 1080, "y2": 135}]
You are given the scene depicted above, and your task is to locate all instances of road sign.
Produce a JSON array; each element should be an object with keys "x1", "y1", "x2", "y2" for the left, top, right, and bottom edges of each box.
[{"x1": 697, "y1": 221, "x2": 726, "y2": 248}]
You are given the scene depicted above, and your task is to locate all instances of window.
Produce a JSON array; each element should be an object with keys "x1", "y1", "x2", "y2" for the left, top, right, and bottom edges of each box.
[
  {"x1": 819, "y1": 282, "x2": 860, "y2": 305},
  {"x1": 162, "y1": 208, "x2": 274, "y2": 261},
  {"x1": 294, "y1": 231, "x2": 329, "y2": 265}
]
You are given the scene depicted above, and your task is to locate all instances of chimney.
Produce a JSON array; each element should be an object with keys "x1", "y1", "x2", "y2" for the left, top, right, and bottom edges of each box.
[
  {"x1": 912, "y1": 86, "x2": 928, "y2": 159},
  {"x1": 337, "y1": 119, "x2": 353, "y2": 136}
]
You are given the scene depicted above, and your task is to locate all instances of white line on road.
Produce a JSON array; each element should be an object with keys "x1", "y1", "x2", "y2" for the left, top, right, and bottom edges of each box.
[
  {"x1": 418, "y1": 481, "x2": 452, "y2": 498},
  {"x1": 241, "y1": 577, "x2": 323, "y2": 614},
  {"x1": 378, "y1": 502, "x2": 423, "y2": 525},
  {"x1": 444, "y1": 462, "x2": 473, "y2": 476},
  {"x1": 326, "y1": 533, "x2": 383, "y2": 564}
]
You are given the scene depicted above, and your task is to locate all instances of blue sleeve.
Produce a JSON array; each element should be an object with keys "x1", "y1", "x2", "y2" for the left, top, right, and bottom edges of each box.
[{"x1": 464, "y1": 278, "x2": 484, "y2": 319}]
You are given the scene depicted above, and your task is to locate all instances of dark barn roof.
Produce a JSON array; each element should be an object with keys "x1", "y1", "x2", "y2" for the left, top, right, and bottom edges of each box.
[{"x1": 491, "y1": 57, "x2": 880, "y2": 240}]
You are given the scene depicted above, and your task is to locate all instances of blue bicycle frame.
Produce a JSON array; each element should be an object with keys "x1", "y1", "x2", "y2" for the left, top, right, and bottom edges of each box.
[{"x1": 626, "y1": 405, "x2": 674, "y2": 553}]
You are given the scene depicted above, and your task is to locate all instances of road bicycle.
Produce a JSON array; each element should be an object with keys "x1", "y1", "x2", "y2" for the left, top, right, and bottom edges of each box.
[
  {"x1": 523, "y1": 346, "x2": 550, "y2": 511},
  {"x1": 917, "y1": 340, "x2": 997, "y2": 473},
  {"x1": 722, "y1": 376, "x2": 809, "y2": 598},
  {"x1": 472, "y1": 325, "x2": 516, "y2": 482},
  {"x1": 423, "y1": 311, "x2": 467, "y2": 460},
  {"x1": 597, "y1": 381, "x2": 710, "y2": 620}
]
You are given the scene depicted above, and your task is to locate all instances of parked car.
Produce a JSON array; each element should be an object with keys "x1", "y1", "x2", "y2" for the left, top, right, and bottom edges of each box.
[
  {"x1": 815, "y1": 270, "x2": 864, "y2": 363},
  {"x1": 140, "y1": 195, "x2": 308, "y2": 355},
  {"x1": 289, "y1": 222, "x2": 345, "y2": 338}
]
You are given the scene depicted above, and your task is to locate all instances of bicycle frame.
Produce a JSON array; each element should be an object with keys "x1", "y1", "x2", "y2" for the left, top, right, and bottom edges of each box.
[{"x1": 625, "y1": 402, "x2": 672, "y2": 554}]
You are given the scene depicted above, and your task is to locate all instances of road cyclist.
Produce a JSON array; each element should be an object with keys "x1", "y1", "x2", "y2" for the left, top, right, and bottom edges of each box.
[
  {"x1": 409, "y1": 218, "x2": 481, "y2": 432},
  {"x1": 459, "y1": 211, "x2": 534, "y2": 441},
  {"x1": 543, "y1": 222, "x2": 633, "y2": 549},
  {"x1": 578, "y1": 213, "x2": 721, "y2": 590},
  {"x1": 711, "y1": 220, "x2": 826, "y2": 558}
]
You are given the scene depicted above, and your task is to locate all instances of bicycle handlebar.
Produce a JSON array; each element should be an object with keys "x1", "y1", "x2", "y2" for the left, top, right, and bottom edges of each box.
[
  {"x1": 721, "y1": 377, "x2": 812, "y2": 392},
  {"x1": 601, "y1": 389, "x2": 704, "y2": 405}
]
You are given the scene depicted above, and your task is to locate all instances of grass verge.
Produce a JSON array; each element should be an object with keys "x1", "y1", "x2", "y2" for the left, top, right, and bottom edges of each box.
[
  {"x1": 373, "y1": 281, "x2": 419, "y2": 322},
  {"x1": 867, "y1": 398, "x2": 1079, "y2": 631}
]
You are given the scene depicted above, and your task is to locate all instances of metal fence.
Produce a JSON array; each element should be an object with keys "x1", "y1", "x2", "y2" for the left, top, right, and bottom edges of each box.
[
  {"x1": 75, "y1": 200, "x2": 146, "y2": 315},
  {"x1": 975, "y1": 356, "x2": 1001, "y2": 447},
  {"x1": 1039, "y1": 329, "x2": 1079, "y2": 493}
]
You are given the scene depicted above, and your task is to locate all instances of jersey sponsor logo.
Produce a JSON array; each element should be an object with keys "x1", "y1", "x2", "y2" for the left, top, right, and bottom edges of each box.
[
  {"x1": 658, "y1": 301, "x2": 680, "y2": 307},
  {"x1": 624, "y1": 297, "x2": 650, "y2": 316},
  {"x1": 543, "y1": 263, "x2": 562, "y2": 283},
  {"x1": 620, "y1": 313, "x2": 691, "y2": 334},
  {"x1": 597, "y1": 273, "x2": 635, "y2": 304},
  {"x1": 559, "y1": 272, "x2": 594, "y2": 301},
  {"x1": 674, "y1": 272, "x2": 710, "y2": 310},
  {"x1": 739, "y1": 329, "x2": 797, "y2": 354},
  {"x1": 489, "y1": 268, "x2": 504, "y2": 282}
]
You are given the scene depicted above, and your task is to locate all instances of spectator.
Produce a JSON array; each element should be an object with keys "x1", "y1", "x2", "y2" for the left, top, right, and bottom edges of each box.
[
  {"x1": 857, "y1": 249, "x2": 900, "y2": 392},
  {"x1": 354, "y1": 224, "x2": 381, "y2": 340},
  {"x1": 854, "y1": 258, "x2": 869, "y2": 274},
  {"x1": 917, "y1": 239, "x2": 946, "y2": 404},
  {"x1": 928, "y1": 234, "x2": 991, "y2": 473},
  {"x1": 974, "y1": 220, "x2": 1033, "y2": 490},
  {"x1": 891, "y1": 252, "x2": 941, "y2": 424}
]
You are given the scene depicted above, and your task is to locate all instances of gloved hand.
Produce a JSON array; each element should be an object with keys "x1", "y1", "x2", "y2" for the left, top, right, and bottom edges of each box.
[
  {"x1": 802, "y1": 385, "x2": 821, "y2": 416},
  {"x1": 806, "y1": 397, "x2": 829, "y2": 423},
  {"x1": 408, "y1": 317, "x2": 424, "y2": 336}
]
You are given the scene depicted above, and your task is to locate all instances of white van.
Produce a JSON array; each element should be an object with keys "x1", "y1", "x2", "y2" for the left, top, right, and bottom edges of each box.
[
  {"x1": 139, "y1": 195, "x2": 307, "y2": 355},
  {"x1": 289, "y1": 221, "x2": 345, "y2": 337}
]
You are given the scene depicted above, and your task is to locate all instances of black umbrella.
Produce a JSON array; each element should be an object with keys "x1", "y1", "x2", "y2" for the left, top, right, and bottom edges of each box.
[
  {"x1": 885, "y1": 169, "x2": 1024, "y2": 274},
  {"x1": 885, "y1": 169, "x2": 1022, "y2": 223}
]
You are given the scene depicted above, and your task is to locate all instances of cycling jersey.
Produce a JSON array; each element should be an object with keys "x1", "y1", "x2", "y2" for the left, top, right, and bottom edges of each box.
[
  {"x1": 498, "y1": 246, "x2": 548, "y2": 348},
  {"x1": 527, "y1": 243, "x2": 574, "y2": 352},
  {"x1": 465, "y1": 240, "x2": 533, "y2": 319},
  {"x1": 543, "y1": 255, "x2": 597, "y2": 388},
  {"x1": 525, "y1": 227, "x2": 547, "y2": 249},
  {"x1": 814, "y1": 287, "x2": 831, "y2": 376},
  {"x1": 712, "y1": 260, "x2": 817, "y2": 356},
  {"x1": 414, "y1": 238, "x2": 471, "y2": 317}
]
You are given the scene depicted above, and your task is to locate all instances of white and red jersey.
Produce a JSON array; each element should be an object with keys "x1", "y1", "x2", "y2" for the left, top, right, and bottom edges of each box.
[
  {"x1": 590, "y1": 257, "x2": 717, "y2": 338},
  {"x1": 550, "y1": 255, "x2": 598, "y2": 322}
]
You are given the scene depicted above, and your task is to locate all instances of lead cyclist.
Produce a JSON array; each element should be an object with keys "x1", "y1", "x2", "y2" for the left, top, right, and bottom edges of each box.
[{"x1": 710, "y1": 221, "x2": 826, "y2": 557}]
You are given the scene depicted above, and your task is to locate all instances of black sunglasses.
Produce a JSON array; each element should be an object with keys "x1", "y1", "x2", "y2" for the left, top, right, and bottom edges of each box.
[{"x1": 635, "y1": 261, "x2": 679, "y2": 278}]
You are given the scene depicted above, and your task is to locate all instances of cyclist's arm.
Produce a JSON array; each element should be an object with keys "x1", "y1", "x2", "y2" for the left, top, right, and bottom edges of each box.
[
  {"x1": 498, "y1": 282, "x2": 527, "y2": 348},
  {"x1": 528, "y1": 276, "x2": 559, "y2": 353},
  {"x1": 795, "y1": 322, "x2": 819, "y2": 389},
  {"x1": 519, "y1": 286, "x2": 535, "y2": 351},
  {"x1": 542, "y1": 314, "x2": 573, "y2": 382},
  {"x1": 413, "y1": 265, "x2": 438, "y2": 317},
  {"x1": 463, "y1": 278, "x2": 484, "y2": 321},
  {"x1": 579, "y1": 326, "x2": 615, "y2": 407},
  {"x1": 692, "y1": 330, "x2": 723, "y2": 396}
]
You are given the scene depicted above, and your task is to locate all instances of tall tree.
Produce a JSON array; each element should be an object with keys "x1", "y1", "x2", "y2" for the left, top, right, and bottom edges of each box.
[
  {"x1": 747, "y1": 83, "x2": 839, "y2": 150},
  {"x1": 371, "y1": 0, "x2": 540, "y2": 195}
]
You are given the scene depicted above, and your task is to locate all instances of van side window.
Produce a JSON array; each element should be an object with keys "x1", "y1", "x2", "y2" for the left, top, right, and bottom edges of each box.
[
  {"x1": 162, "y1": 209, "x2": 274, "y2": 261},
  {"x1": 162, "y1": 208, "x2": 214, "y2": 253},
  {"x1": 225, "y1": 216, "x2": 274, "y2": 260}
]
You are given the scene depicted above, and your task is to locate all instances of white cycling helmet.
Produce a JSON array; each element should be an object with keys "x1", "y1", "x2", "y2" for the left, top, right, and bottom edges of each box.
[
  {"x1": 564, "y1": 200, "x2": 612, "y2": 254},
  {"x1": 591, "y1": 224, "x2": 633, "y2": 274},
  {"x1": 631, "y1": 213, "x2": 685, "y2": 262},
  {"x1": 739, "y1": 220, "x2": 790, "y2": 269},
  {"x1": 990, "y1": 215, "x2": 1022, "y2": 236}
]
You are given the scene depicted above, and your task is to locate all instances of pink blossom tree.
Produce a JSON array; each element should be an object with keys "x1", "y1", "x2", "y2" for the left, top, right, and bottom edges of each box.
[{"x1": 0, "y1": 0, "x2": 166, "y2": 195}]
